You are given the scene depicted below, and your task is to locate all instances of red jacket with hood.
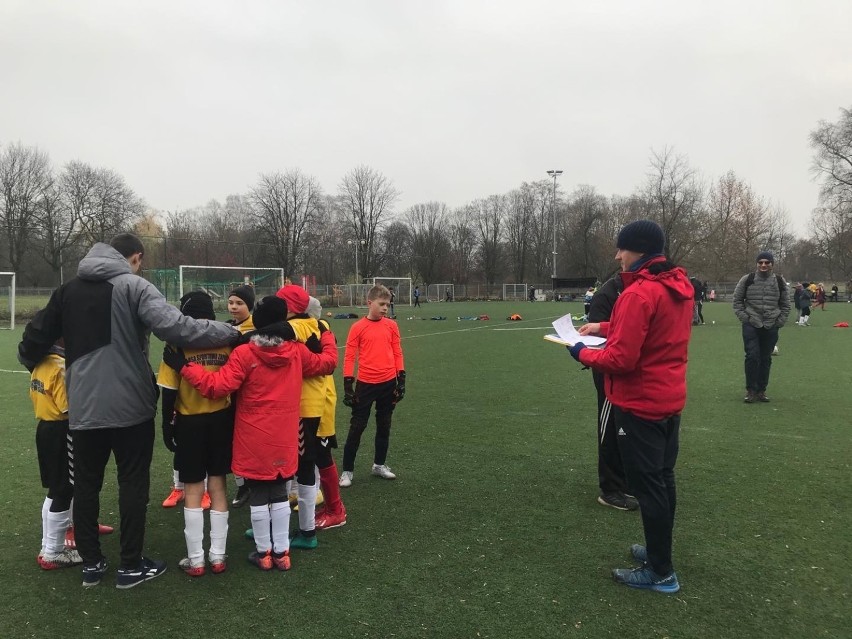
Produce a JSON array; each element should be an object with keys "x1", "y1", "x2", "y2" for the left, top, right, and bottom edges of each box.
[
  {"x1": 578, "y1": 256, "x2": 693, "y2": 421},
  {"x1": 180, "y1": 330, "x2": 338, "y2": 480}
]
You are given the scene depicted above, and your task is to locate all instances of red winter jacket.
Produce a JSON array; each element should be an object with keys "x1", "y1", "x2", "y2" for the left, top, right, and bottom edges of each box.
[
  {"x1": 180, "y1": 331, "x2": 338, "y2": 480},
  {"x1": 578, "y1": 256, "x2": 693, "y2": 421}
]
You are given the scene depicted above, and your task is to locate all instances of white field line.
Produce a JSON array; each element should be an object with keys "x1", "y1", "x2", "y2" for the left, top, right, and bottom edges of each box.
[
  {"x1": 492, "y1": 326, "x2": 555, "y2": 331},
  {"x1": 399, "y1": 316, "x2": 564, "y2": 340},
  {"x1": 0, "y1": 368, "x2": 28, "y2": 374}
]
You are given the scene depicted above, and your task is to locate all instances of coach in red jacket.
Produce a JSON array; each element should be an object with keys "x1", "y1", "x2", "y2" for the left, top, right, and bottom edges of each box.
[{"x1": 569, "y1": 220, "x2": 693, "y2": 594}]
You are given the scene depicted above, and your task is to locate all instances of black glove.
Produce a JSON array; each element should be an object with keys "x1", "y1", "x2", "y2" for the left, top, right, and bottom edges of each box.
[
  {"x1": 343, "y1": 377, "x2": 356, "y2": 407},
  {"x1": 162, "y1": 345, "x2": 189, "y2": 371},
  {"x1": 394, "y1": 370, "x2": 406, "y2": 403},
  {"x1": 162, "y1": 415, "x2": 177, "y2": 452},
  {"x1": 305, "y1": 333, "x2": 322, "y2": 354}
]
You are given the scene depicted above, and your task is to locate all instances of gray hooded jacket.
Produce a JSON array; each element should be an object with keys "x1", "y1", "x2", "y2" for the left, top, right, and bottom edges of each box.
[{"x1": 18, "y1": 243, "x2": 238, "y2": 430}]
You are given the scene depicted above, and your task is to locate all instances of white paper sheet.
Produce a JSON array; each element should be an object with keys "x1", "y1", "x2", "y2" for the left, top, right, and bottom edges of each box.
[{"x1": 548, "y1": 313, "x2": 606, "y2": 347}]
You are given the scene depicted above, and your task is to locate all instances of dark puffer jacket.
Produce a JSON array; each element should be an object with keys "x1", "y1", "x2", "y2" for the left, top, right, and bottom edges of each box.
[{"x1": 732, "y1": 271, "x2": 791, "y2": 329}]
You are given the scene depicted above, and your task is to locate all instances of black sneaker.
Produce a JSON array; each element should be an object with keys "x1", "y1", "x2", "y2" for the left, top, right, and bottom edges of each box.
[
  {"x1": 81, "y1": 558, "x2": 108, "y2": 588},
  {"x1": 115, "y1": 557, "x2": 167, "y2": 590},
  {"x1": 597, "y1": 492, "x2": 639, "y2": 511},
  {"x1": 232, "y1": 484, "x2": 250, "y2": 508}
]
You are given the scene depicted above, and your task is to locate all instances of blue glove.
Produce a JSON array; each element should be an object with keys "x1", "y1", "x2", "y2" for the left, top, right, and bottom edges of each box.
[{"x1": 568, "y1": 342, "x2": 587, "y2": 362}]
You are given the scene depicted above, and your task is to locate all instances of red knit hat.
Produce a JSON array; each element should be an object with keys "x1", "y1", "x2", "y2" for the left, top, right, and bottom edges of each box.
[{"x1": 276, "y1": 284, "x2": 309, "y2": 314}]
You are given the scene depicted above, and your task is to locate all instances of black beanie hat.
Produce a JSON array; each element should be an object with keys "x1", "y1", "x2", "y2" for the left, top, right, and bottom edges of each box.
[
  {"x1": 228, "y1": 284, "x2": 255, "y2": 311},
  {"x1": 179, "y1": 291, "x2": 215, "y2": 320},
  {"x1": 616, "y1": 220, "x2": 666, "y2": 255},
  {"x1": 252, "y1": 295, "x2": 287, "y2": 329},
  {"x1": 756, "y1": 251, "x2": 774, "y2": 263}
]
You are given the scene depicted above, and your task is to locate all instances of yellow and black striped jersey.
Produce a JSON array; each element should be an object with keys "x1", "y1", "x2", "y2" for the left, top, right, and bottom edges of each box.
[
  {"x1": 232, "y1": 315, "x2": 255, "y2": 334},
  {"x1": 30, "y1": 353, "x2": 68, "y2": 422},
  {"x1": 289, "y1": 316, "x2": 325, "y2": 418},
  {"x1": 157, "y1": 345, "x2": 232, "y2": 415}
]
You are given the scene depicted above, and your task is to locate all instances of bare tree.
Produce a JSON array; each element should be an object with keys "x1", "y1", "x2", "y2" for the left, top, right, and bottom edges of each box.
[
  {"x1": 76, "y1": 166, "x2": 145, "y2": 244},
  {"x1": 338, "y1": 165, "x2": 399, "y2": 279},
  {"x1": 0, "y1": 142, "x2": 52, "y2": 272},
  {"x1": 447, "y1": 208, "x2": 476, "y2": 284},
  {"x1": 563, "y1": 185, "x2": 611, "y2": 279},
  {"x1": 249, "y1": 169, "x2": 323, "y2": 276},
  {"x1": 643, "y1": 147, "x2": 707, "y2": 264},
  {"x1": 473, "y1": 195, "x2": 505, "y2": 293},
  {"x1": 810, "y1": 105, "x2": 852, "y2": 210},
  {"x1": 504, "y1": 185, "x2": 537, "y2": 282},
  {"x1": 405, "y1": 201, "x2": 449, "y2": 285},
  {"x1": 37, "y1": 172, "x2": 80, "y2": 285}
]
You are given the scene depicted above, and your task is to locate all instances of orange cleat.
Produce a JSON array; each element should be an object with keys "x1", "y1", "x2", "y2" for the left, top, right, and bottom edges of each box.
[
  {"x1": 210, "y1": 557, "x2": 227, "y2": 574},
  {"x1": 162, "y1": 488, "x2": 185, "y2": 508},
  {"x1": 178, "y1": 557, "x2": 206, "y2": 577},
  {"x1": 315, "y1": 507, "x2": 347, "y2": 530},
  {"x1": 272, "y1": 550, "x2": 291, "y2": 571},
  {"x1": 201, "y1": 492, "x2": 211, "y2": 510},
  {"x1": 248, "y1": 550, "x2": 273, "y2": 571}
]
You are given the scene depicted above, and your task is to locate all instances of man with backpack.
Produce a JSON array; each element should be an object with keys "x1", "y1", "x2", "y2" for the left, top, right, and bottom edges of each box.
[{"x1": 732, "y1": 251, "x2": 791, "y2": 403}]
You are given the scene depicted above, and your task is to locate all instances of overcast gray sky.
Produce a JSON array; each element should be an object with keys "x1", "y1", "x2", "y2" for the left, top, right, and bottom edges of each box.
[{"x1": 1, "y1": 0, "x2": 849, "y2": 235}]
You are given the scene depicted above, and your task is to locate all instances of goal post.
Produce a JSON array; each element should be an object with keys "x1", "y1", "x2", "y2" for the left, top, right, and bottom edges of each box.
[
  {"x1": 502, "y1": 283, "x2": 528, "y2": 301},
  {"x1": 372, "y1": 277, "x2": 413, "y2": 306},
  {"x1": 427, "y1": 283, "x2": 454, "y2": 302},
  {"x1": 0, "y1": 272, "x2": 16, "y2": 330},
  {"x1": 179, "y1": 266, "x2": 285, "y2": 307}
]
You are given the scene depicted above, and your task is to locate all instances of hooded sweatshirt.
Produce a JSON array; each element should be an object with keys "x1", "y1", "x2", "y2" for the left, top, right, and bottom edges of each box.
[
  {"x1": 18, "y1": 243, "x2": 238, "y2": 430},
  {"x1": 179, "y1": 331, "x2": 338, "y2": 480},
  {"x1": 578, "y1": 256, "x2": 694, "y2": 421}
]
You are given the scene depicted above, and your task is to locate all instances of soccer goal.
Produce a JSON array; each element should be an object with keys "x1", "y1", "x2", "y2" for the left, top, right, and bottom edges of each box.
[
  {"x1": 427, "y1": 283, "x2": 455, "y2": 302},
  {"x1": 372, "y1": 277, "x2": 413, "y2": 306},
  {"x1": 502, "y1": 283, "x2": 528, "y2": 301},
  {"x1": 179, "y1": 266, "x2": 285, "y2": 306},
  {"x1": 0, "y1": 272, "x2": 16, "y2": 330}
]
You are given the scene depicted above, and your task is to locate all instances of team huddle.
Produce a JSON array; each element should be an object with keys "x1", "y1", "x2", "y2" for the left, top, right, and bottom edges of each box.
[{"x1": 19, "y1": 234, "x2": 405, "y2": 588}]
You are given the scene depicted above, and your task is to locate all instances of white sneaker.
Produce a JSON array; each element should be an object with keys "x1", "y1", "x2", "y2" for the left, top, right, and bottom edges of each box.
[
  {"x1": 339, "y1": 471, "x2": 353, "y2": 487},
  {"x1": 371, "y1": 464, "x2": 397, "y2": 480}
]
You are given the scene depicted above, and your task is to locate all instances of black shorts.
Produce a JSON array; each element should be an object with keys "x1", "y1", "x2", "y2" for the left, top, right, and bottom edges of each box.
[
  {"x1": 175, "y1": 409, "x2": 234, "y2": 484},
  {"x1": 36, "y1": 419, "x2": 73, "y2": 492},
  {"x1": 801, "y1": 307, "x2": 811, "y2": 317}
]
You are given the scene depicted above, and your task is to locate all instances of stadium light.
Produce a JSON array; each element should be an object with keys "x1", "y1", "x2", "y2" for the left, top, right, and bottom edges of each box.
[
  {"x1": 546, "y1": 170, "x2": 563, "y2": 282},
  {"x1": 347, "y1": 238, "x2": 367, "y2": 283}
]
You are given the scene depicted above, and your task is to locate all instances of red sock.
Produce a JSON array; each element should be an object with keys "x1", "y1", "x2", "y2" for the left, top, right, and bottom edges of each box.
[{"x1": 319, "y1": 462, "x2": 345, "y2": 514}]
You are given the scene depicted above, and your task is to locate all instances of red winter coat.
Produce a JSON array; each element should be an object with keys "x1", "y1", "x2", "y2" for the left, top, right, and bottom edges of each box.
[
  {"x1": 180, "y1": 331, "x2": 338, "y2": 480},
  {"x1": 578, "y1": 257, "x2": 693, "y2": 421}
]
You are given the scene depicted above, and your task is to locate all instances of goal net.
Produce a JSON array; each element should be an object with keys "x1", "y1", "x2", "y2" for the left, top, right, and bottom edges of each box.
[
  {"x1": 502, "y1": 283, "x2": 529, "y2": 301},
  {"x1": 179, "y1": 266, "x2": 285, "y2": 310},
  {"x1": 0, "y1": 272, "x2": 16, "y2": 330},
  {"x1": 427, "y1": 283, "x2": 454, "y2": 302},
  {"x1": 372, "y1": 277, "x2": 413, "y2": 306}
]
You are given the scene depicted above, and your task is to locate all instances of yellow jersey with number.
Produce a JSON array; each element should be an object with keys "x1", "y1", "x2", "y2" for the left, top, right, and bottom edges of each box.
[
  {"x1": 157, "y1": 345, "x2": 232, "y2": 415},
  {"x1": 289, "y1": 316, "x2": 325, "y2": 417},
  {"x1": 30, "y1": 353, "x2": 68, "y2": 422}
]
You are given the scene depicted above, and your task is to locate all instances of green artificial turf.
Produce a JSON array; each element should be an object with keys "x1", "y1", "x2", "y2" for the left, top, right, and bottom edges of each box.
[{"x1": 0, "y1": 300, "x2": 849, "y2": 638}]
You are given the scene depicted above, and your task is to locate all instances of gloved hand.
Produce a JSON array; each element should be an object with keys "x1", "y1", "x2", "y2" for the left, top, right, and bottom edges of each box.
[
  {"x1": 162, "y1": 345, "x2": 189, "y2": 371},
  {"x1": 568, "y1": 342, "x2": 587, "y2": 362},
  {"x1": 343, "y1": 377, "x2": 356, "y2": 407},
  {"x1": 393, "y1": 370, "x2": 406, "y2": 403},
  {"x1": 305, "y1": 333, "x2": 322, "y2": 353},
  {"x1": 162, "y1": 416, "x2": 177, "y2": 452}
]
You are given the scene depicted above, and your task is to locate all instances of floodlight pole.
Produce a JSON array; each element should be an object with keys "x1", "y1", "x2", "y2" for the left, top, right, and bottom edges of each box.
[
  {"x1": 347, "y1": 238, "x2": 366, "y2": 283},
  {"x1": 547, "y1": 170, "x2": 563, "y2": 282}
]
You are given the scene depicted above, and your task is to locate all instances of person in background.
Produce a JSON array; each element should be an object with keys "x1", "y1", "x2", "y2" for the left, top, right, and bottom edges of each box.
[
  {"x1": 732, "y1": 251, "x2": 790, "y2": 403},
  {"x1": 797, "y1": 283, "x2": 812, "y2": 326},
  {"x1": 413, "y1": 285, "x2": 421, "y2": 308}
]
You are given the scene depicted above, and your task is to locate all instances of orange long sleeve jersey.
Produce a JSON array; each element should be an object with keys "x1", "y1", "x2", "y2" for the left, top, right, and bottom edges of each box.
[{"x1": 343, "y1": 317, "x2": 404, "y2": 383}]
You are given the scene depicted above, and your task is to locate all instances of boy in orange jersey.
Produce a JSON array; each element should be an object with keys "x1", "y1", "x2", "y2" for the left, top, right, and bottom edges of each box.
[{"x1": 339, "y1": 285, "x2": 406, "y2": 487}]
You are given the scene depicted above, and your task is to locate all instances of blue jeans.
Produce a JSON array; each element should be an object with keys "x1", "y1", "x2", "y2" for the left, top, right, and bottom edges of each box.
[{"x1": 742, "y1": 324, "x2": 779, "y2": 393}]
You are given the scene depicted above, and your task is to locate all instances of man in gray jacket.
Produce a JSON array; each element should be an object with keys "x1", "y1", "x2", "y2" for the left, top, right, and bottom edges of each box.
[
  {"x1": 18, "y1": 234, "x2": 239, "y2": 588},
  {"x1": 732, "y1": 251, "x2": 791, "y2": 403}
]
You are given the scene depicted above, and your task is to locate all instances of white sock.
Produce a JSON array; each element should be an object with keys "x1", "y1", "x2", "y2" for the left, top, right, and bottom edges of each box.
[
  {"x1": 270, "y1": 501, "x2": 291, "y2": 554},
  {"x1": 41, "y1": 497, "x2": 52, "y2": 553},
  {"x1": 250, "y1": 505, "x2": 272, "y2": 553},
  {"x1": 45, "y1": 508, "x2": 71, "y2": 555},
  {"x1": 183, "y1": 507, "x2": 204, "y2": 562},
  {"x1": 208, "y1": 509, "x2": 229, "y2": 559},
  {"x1": 297, "y1": 482, "x2": 317, "y2": 532},
  {"x1": 173, "y1": 468, "x2": 184, "y2": 490}
]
